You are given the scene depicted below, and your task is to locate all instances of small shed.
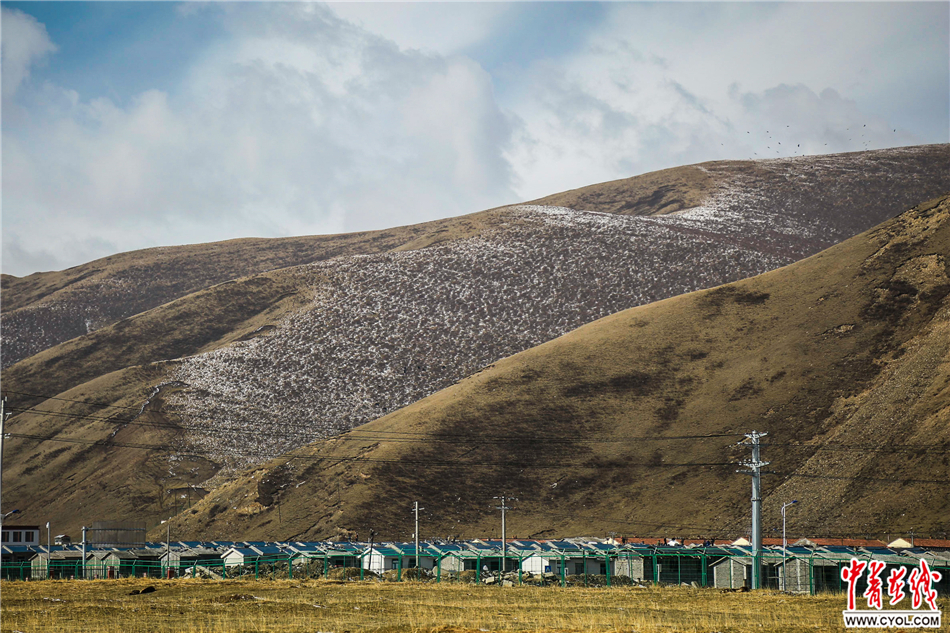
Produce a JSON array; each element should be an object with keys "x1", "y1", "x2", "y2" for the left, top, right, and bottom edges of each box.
[
  {"x1": 711, "y1": 554, "x2": 751, "y2": 589},
  {"x1": 362, "y1": 545, "x2": 406, "y2": 574},
  {"x1": 31, "y1": 550, "x2": 85, "y2": 579},
  {"x1": 161, "y1": 547, "x2": 222, "y2": 568},
  {"x1": 97, "y1": 551, "x2": 154, "y2": 578},
  {"x1": 221, "y1": 546, "x2": 262, "y2": 567},
  {"x1": 221, "y1": 544, "x2": 287, "y2": 569}
]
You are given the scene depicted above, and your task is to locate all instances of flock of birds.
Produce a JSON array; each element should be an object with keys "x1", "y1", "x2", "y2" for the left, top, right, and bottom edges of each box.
[{"x1": 729, "y1": 124, "x2": 902, "y2": 161}]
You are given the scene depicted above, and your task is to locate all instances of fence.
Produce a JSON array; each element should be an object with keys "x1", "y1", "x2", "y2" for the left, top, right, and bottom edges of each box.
[{"x1": 4, "y1": 547, "x2": 948, "y2": 596}]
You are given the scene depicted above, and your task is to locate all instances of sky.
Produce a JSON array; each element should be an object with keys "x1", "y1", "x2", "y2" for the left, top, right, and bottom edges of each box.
[{"x1": 2, "y1": 2, "x2": 948, "y2": 277}]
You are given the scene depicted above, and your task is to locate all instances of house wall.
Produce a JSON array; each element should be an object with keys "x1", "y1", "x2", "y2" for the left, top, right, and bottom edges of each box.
[
  {"x1": 434, "y1": 554, "x2": 464, "y2": 573},
  {"x1": 778, "y1": 559, "x2": 811, "y2": 593},
  {"x1": 713, "y1": 559, "x2": 749, "y2": 589},
  {"x1": 1, "y1": 527, "x2": 40, "y2": 546},
  {"x1": 614, "y1": 555, "x2": 646, "y2": 581},
  {"x1": 362, "y1": 551, "x2": 396, "y2": 574},
  {"x1": 558, "y1": 556, "x2": 608, "y2": 576},
  {"x1": 409, "y1": 556, "x2": 437, "y2": 571},
  {"x1": 31, "y1": 555, "x2": 84, "y2": 580},
  {"x1": 521, "y1": 555, "x2": 564, "y2": 574}
]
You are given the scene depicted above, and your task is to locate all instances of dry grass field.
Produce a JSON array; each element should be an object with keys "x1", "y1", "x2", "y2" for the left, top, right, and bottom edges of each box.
[{"x1": 4, "y1": 577, "x2": 930, "y2": 633}]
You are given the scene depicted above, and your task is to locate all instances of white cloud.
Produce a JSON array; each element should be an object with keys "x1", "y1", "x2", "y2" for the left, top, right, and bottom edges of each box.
[
  {"x1": 3, "y1": 4, "x2": 517, "y2": 276},
  {"x1": 0, "y1": 7, "x2": 57, "y2": 99},
  {"x1": 502, "y1": 2, "x2": 941, "y2": 200},
  {"x1": 2, "y1": 2, "x2": 946, "y2": 277},
  {"x1": 327, "y1": 3, "x2": 511, "y2": 57}
]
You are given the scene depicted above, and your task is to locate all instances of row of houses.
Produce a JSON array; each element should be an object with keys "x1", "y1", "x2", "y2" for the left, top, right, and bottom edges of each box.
[{"x1": 3, "y1": 537, "x2": 949, "y2": 594}]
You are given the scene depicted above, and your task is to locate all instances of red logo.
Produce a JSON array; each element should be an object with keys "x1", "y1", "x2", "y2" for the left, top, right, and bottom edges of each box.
[{"x1": 842, "y1": 557, "x2": 942, "y2": 611}]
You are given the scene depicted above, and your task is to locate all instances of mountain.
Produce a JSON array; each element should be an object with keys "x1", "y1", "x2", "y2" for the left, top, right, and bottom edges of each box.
[
  {"x1": 4, "y1": 145, "x2": 947, "y2": 371},
  {"x1": 0, "y1": 220, "x2": 491, "y2": 370},
  {"x1": 1, "y1": 145, "x2": 948, "y2": 538},
  {"x1": 165, "y1": 193, "x2": 950, "y2": 542}
]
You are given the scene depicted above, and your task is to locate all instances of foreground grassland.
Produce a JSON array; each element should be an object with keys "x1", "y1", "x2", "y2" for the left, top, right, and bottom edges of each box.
[{"x1": 5, "y1": 578, "x2": 943, "y2": 633}]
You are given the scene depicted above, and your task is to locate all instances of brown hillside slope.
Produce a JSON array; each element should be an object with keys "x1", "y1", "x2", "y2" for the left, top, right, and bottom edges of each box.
[
  {"x1": 4, "y1": 145, "x2": 948, "y2": 370},
  {"x1": 0, "y1": 364, "x2": 216, "y2": 535},
  {"x1": 1, "y1": 270, "x2": 313, "y2": 406},
  {"x1": 0, "y1": 214, "x2": 500, "y2": 369},
  {"x1": 5, "y1": 147, "x2": 948, "y2": 428},
  {"x1": 165, "y1": 194, "x2": 950, "y2": 542},
  {"x1": 3, "y1": 148, "x2": 948, "y2": 539}
]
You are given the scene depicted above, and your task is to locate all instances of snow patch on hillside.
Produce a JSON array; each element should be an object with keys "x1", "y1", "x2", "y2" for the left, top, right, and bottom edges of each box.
[
  {"x1": 154, "y1": 146, "x2": 950, "y2": 475},
  {"x1": 168, "y1": 200, "x2": 789, "y2": 471}
]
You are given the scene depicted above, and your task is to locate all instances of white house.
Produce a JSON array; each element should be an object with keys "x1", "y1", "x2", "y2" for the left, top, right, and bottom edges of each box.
[
  {"x1": 1, "y1": 525, "x2": 40, "y2": 546},
  {"x1": 362, "y1": 544, "x2": 438, "y2": 574}
]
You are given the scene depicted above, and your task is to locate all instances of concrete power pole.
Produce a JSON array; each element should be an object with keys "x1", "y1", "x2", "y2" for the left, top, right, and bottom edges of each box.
[
  {"x1": 494, "y1": 496, "x2": 516, "y2": 572},
  {"x1": 0, "y1": 397, "x2": 7, "y2": 516},
  {"x1": 412, "y1": 501, "x2": 424, "y2": 571},
  {"x1": 738, "y1": 431, "x2": 769, "y2": 589},
  {"x1": 166, "y1": 520, "x2": 171, "y2": 578}
]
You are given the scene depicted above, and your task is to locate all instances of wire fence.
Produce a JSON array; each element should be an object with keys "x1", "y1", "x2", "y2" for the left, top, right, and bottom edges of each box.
[{"x1": 4, "y1": 549, "x2": 949, "y2": 596}]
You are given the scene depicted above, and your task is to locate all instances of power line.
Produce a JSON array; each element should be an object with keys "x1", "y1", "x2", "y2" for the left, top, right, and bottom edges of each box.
[
  {"x1": 774, "y1": 472, "x2": 950, "y2": 485},
  {"x1": 4, "y1": 431, "x2": 737, "y2": 470},
  {"x1": 7, "y1": 390, "x2": 947, "y2": 453},
  {"x1": 766, "y1": 443, "x2": 949, "y2": 455},
  {"x1": 13, "y1": 429, "x2": 950, "y2": 485},
  {"x1": 0, "y1": 389, "x2": 150, "y2": 412},
  {"x1": 4, "y1": 404, "x2": 747, "y2": 445},
  {"x1": 8, "y1": 390, "x2": 948, "y2": 453}
]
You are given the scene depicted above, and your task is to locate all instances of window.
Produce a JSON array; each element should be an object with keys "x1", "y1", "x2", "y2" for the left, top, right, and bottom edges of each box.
[
  {"x1": 1, "y1": 532, "x2": 8, "y2": 543},
  {"x1": 13, "y1": 531, "x2": 22, "y2": 543}
]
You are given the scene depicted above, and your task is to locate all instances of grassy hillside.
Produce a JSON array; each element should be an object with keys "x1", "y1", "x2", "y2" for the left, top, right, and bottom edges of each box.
[
  {"x1": 4, "y1": 145, "x2": 948, "y2": 370},
  {"x1": 166, "y1": 194, "x2": 950, "y2": 543},
  {"x1": 0, "y1": 216, "x2": 498, "y2": 369},
  {"x1": 0, "y1": 364, "x2": 216, "y2": 533},
  {"x1": 2, "y1": 147, "x2": 948, "y2": 539}
]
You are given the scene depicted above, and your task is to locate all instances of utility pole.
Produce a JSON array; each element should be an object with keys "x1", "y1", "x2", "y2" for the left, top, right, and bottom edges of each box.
[
  {"x1": 0, "y1": 397, "x2": 9, "y2": 516},
  {"x1": 494, "y1": 496, "x2": 516, "y2": 572},
  {"x1": 781, "y1": 500, "x2": 798, "y2": 591},
  {"x1": 412, "y1": 501, "x2": 424, "y2": 571},
  {"x1": 367, "y1": 529, "x2": 377, "y2": 574},
  {"x1": 82, "y1": 526, "x2": 87, "y2": 580},
  {"x1": 166, "y1": 519, "x2": 171, "y2": 578},
  {"x1": 738, "y1": 431, "x2": 769, "y2": 589}
]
